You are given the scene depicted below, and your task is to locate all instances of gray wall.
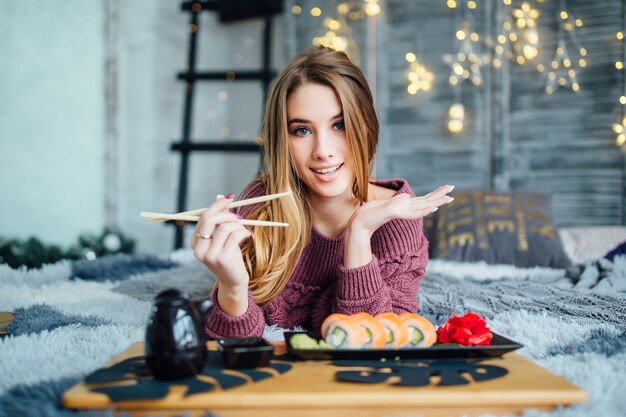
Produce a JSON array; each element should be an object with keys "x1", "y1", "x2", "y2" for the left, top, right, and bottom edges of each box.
[
  {"x1": 0, "y1": 1, "x2": 106, "y2": 244},
  {"x1": 1, "y1": 0, "x2": 286, "y2": 253},
  {"x1": 290, "y1": 0, "x2": 625, "y2": 226}
]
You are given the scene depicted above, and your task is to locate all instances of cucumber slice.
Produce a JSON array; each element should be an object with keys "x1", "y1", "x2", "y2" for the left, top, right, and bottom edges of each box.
[
  {"x1": 386, "y1": 328, "x2": 394, "y2": 343},
  {"x1": 364, "y1": 328, "x2": 372, "y2": 344},
  {"x1": 410, "y1": 327, "x2": 424, "y2": 345},
  {"x1": 329, "y1": 326, "x2": 347, "y2": 347}
]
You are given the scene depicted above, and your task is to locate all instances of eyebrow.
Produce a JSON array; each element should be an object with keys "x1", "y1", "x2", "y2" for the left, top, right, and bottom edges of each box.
[{"x1": 287, "y1": 112, "x2": 343, "y2": 125}]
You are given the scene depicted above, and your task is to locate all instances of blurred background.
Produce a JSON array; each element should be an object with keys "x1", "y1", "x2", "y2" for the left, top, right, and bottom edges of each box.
[{"x1": 1, "y1": 0, "x2": 624, "y2": 263}]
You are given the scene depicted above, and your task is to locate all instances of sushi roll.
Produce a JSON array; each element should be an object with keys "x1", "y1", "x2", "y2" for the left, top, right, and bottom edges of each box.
[
  {"x1": 320, "y1": 313, "x2": 351, "y2": 339},
  {"x1": 374, "y1": 312, "x2": 409, "y2": 348},
  {"x1": 324, "y1": 317, "x2": 365, "y2": 348},
  {"x1": 399, "y1": 312, "x2": 437, "y2": 348},
  {"x1": 352, "y1": 312, "x2": 387, "y2": 349}
]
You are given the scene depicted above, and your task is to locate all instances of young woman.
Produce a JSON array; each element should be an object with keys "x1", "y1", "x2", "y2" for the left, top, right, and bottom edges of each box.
[{"x1": 190, "y1": 46, "x2": 454, "y2": 338}]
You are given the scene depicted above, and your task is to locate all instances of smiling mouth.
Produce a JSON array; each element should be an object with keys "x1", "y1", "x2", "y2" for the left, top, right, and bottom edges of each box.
[{"x1": 311, "y1": 164, "x2": 343, "y2": 174}]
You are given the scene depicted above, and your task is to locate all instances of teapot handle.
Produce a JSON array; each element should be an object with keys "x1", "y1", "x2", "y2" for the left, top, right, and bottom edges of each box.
[{"x1": 194, "y1": 298, "x2": 213, "y2": 317}]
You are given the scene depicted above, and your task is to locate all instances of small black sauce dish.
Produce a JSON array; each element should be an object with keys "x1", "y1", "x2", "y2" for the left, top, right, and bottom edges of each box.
[{"x1": 218, "y1": 337, "x2": 274, "y2": 369}]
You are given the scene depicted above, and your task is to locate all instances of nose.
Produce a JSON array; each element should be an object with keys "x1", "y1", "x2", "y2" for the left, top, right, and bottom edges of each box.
[{"x1": 312, "y1": 131, "x2": 334, "y2": 160}]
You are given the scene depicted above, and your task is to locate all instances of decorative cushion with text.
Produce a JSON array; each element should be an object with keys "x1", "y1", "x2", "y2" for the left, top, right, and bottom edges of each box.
[{"x1": 427, "y1": 190, "x2": 570, "y2": 268}]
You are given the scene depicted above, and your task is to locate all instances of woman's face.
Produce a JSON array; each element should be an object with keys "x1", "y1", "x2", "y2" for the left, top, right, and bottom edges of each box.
[{"x1": 286, "y1": 83, "x2": 355, "y2": 201}]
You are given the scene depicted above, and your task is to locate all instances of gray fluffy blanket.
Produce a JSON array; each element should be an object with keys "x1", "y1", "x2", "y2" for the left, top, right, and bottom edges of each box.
[{"x1": 1, "y1": 251, "x2": 625, "y2": 417}]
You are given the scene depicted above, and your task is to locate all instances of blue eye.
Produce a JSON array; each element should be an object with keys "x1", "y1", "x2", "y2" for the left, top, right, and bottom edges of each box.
[
  {"x1": 291, "y1": 127, "x2": 311, "y2": 136},
  {"x1": 334, "y1": 120, "x2": 345, "y2": 131}
]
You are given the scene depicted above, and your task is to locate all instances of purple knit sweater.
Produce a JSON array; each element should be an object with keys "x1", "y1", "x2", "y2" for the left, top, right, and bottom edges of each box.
[{"x1": 203, "y1": 178, "x2": 429, "y2": 339}]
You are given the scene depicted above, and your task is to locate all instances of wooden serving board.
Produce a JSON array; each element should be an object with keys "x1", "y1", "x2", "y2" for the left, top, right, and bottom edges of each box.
[
  {"x1": 0, "y1": 311, "x2": 14, "y2": 336},
  {"x1": 63, "y1": 342, "x2": 586, "y2": 417}
]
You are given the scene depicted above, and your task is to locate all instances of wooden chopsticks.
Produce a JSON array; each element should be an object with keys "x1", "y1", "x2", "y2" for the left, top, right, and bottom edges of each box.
[{"x1": 140, "y1": 191, "x2": 292, "y2": 227}]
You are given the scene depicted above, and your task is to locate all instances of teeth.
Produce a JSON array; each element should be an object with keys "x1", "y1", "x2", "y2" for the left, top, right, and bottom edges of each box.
[{"x1": 313, "y1": 165, "x2": 340, "y2": 174}]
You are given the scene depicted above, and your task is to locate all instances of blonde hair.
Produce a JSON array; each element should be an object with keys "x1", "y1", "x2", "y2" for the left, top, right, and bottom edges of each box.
[{"x1": 241, "y1": 46, "x2": 379, "y2": 306}]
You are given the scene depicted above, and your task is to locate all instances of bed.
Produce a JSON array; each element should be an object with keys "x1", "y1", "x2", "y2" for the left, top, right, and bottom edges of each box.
[{"x1": 1, "y1": 190, "x2": 625, "y2": 417}]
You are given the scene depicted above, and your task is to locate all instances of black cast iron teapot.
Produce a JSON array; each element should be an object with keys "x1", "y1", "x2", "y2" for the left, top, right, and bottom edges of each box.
[{"x1": 145, "y1": 288, "x2": 212, "y2": 380}]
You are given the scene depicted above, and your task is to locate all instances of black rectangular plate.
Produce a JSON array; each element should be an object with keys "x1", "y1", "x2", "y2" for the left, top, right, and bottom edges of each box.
[{"x1": 284, "y1": 331, "x2": 523, "y2": 361}]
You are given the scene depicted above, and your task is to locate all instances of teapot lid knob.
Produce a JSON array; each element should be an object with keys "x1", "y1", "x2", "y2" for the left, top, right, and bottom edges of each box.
[{"x1": 154, "y1": 288, "x2": 189, "y2": 305}]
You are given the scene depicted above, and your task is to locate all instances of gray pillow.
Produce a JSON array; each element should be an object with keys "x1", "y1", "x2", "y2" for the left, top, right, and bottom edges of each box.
[{"x1": 427, "y1": 190, "x2": 571, "y2": 268}]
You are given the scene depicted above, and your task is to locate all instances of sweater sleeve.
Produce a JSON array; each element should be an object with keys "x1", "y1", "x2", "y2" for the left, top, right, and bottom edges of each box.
[
  {"x1": 203, "y1": 286, "x2": 266, "y2": 339},
  {"x1": 333, "y1": 217, "x2": 429, "y2": 316}
]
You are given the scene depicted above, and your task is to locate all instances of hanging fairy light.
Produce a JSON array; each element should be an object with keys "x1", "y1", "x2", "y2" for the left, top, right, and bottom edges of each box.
[
  {"x1": 544, "y1": 0, "x2": 585, "y2": 94},
  {"x1": 296, "y1": 2, "x2": 382, "y2": 62},
  {"x1": 333, "y1": 1, "x2": 380, "y2": 21},
  {"x1": 510, "y1": 1, "x2": 540, "y2": 65},
  {"x1": 616, "y1": 31, "x2": 624, "y2": 71},
  {"x1": 311, "y1": 14, "x2": 359, "y2": 62},
  {"x1": 614, "y1": 28, "x2": 626, "y2": 147},
  {"x1": 444, "y1": 0, "x2": 479, "y2": 135},
  {"x1": 364, "y1": 0, "x2": 381, "y2": 17},
  {"x1": 312, "y1": 31, "x2": 348, "y2": 51},
  {"x1": 544, "y1": 41, "x2": 579, "y2": 94},
  {"x1": 444, "y1": 22, "x2": 489, "y2": 86},
  {"x1": 513, "y1": 1, "x2": 539, "y2": 29},
  {"x1": 612, "y1": 111, "x2": 626, "y2": 146},
  {"x1": 405, "y1": 52, "x2": 435, "y2": 94},
  {"x1": 448, "y1": 103, "x2": 465, "y2": 133},
  {"x1": 484, "y1": 1, "x2": 516, "y2": 69}
]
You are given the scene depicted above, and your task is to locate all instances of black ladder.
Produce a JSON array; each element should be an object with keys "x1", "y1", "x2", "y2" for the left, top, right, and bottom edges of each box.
[{"x1": 171, "y1": 0, "x2": 283, "y2": 249}]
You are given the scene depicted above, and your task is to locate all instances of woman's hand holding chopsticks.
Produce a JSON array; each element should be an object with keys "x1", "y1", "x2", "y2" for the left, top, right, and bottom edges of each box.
[
  {"x1": 140, "y1": 190, "x2": 291, "y2": 316},
  {"x1": 190, "y1": 194, "x2": 251, "y2": 317}
]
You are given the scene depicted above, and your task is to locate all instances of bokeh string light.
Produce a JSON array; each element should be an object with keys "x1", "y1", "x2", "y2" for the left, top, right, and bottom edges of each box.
[
  {"x1": 615, "y1": 31, "x2": 626, "y2": 147},
  {"x1": 484, "y1": 0, "x2": 515, "y2": 69},
  {"x1": 444, "y1": 1, "x2": 489, "y2": 88},
  {"x1": 290, "y1": 1, "x2": 382, "y2": 62},
  {"x1": 447, "y1": 102, "x2": 465, "y2": 133},
  {"x1": 311, "y1": 14, "x2": 360, "y2": 63},
  {"x1": 543, "y1": 0, "x2": 585, "y2": 94},
  {"x1": 312, "y1": 21, "x2": 349, "y2": 52},
  {"x1": 511, "y1": 1, "x2": 540, "y2": 65},
  {"x1": 363, "y1": 0, "x2": 381, "y2": 17},
  {"x1": 616, "y1": 31, "x2": 624, "y2": 71},
  {"x1": 612, "y1": 112, "x2": 626, "y2": 147},
  {"x1": 406, "y1": 52, "x2": 435, "y2": 94},
  {"x1": 443, "y1": 0, "x2": 489, "y2": 134},
  {"x1": 405, "y1": 29, "x2": 435, "y2": 96},
  {"x1": 337, "y1": 0, "x2": 381, "y2": 20}
]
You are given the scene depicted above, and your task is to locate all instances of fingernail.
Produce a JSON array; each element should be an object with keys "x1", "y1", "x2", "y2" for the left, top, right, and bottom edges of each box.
[
  {"x1": 431, "y1": 207, "x2": 439, "y2": 213},
  {"x1": 447, "y1": 197, "x2": 455, "y2": 203},
  {"x1": 448, "y1": 185, "x2": 455, "y2": 193},
  {"x1": 217, "y1": 194, "x2": 224, "y2": 199},
  {"x1": 225, "y1": 193, "x2": 235, "y2": 199},
  {"x1": 235, "y1": 214, "x2": 244, "y2": 219}
]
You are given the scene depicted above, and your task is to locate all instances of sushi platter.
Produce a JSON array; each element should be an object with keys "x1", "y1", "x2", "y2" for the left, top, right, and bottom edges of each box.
[{"x1": 284, "y1": 331, "x2": 523, "y2": 361}]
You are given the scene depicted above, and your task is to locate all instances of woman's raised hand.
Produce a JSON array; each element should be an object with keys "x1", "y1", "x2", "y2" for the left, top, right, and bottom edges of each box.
[
  {"x1": 343, "y1": 185, "x2": 454, "y2": 268},
  {"x1": 190, "y1": 195, "x2": 252, "y2": 316},
  {"x1": 348, "y1": 185, "x2": 455, "y2": 236}
]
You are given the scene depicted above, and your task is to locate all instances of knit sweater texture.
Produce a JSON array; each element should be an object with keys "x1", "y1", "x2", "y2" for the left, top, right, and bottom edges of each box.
[{"x1": 203, "y1": 177, "x2": 429, "y2": 339}]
